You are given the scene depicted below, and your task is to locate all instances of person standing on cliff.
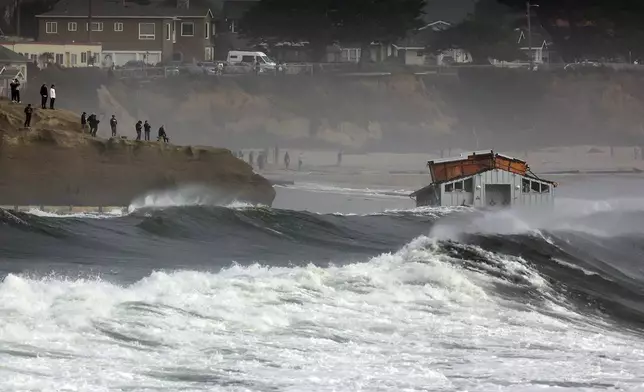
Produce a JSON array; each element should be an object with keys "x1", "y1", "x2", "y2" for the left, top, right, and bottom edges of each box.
[
  {"x1": 158, "y1": 125, "x2": 169, "y2": 143},
  {"x1": 10, "y1": 79, "x2": 20, "y2": 103},
  {"x1": 39, "y1": 84, "x2": 48, "y2": 109},
  {"x1": 81, "y1": 112, "x2": 88, "y2": 132},
  {"x1": 49, "y1": 85, "x2": 56, "y2": 109},
  {"x1": 23, "y1": 104, "x2": 33, "y2": 128},
  {"x1": 110, "y1": 115, "x2": 118, "y2": 137},
  {"x1": 248, "y1": 151, "x2": 254, "y2": 166},
  {"x1": 135, "y1": 120, "x2": 142, "y2": 140},
  {"x1": 143, "y1": 120, "x2": 151, "y2": 141}
]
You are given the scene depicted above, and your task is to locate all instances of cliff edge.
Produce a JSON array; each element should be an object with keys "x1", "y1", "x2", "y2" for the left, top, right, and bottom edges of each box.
[{"x1": 0, "y1": 100, "x2": 275, "y2": 207}]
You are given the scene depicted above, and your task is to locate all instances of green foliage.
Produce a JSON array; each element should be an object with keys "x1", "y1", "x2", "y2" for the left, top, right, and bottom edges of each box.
[
  {"x1": 497, "y1": 0, "x2": 644, "y2": 61},
  {"x1": 430, "y1": 0, "x2": 525, "y2": 64},
  {"x1": 240, "y1": 0, "x2": 426, "y2": 60}
]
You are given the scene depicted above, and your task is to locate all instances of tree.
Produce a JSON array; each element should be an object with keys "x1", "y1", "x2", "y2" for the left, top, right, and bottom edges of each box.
[
  {"x1": 497, "y1": 0, "x2": 644, "y2": 61},
  {"x1": 240, "y1": 0, "x2": 426, "y2": 62},
  {"x1": 430, "y1": 0, "x2": 525, "y2": 64}
]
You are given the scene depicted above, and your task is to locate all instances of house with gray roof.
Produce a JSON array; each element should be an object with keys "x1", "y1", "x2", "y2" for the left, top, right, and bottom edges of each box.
[{"x1": 36, "y1": 0, "x2": 215, "y2": 66}]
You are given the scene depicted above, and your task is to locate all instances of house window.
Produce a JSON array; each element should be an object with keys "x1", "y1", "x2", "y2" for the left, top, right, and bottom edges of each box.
[
  {"x1": 81, "y1": 52, "x2": 87, "y2": 63},
  {"x1": 165, "y1": 23, "x2": 171, "y2": 40},
  {"x1": 86, "y1": 22, "x2": 103, "y2": 31},
  {"x1": 212, "y1": 23, "x2": 216, "y2": 36},
  {"x1": 454, "y1": 181, "x2": 463, "y2": 191},
  {"x1": 204, "y1": 22, "x2": 210, "y2": 39},
  {"x1": 416, "y1": 51, "x2": 424, "y2": 57},
  {"x1": 229, "y1": 19, "x2": 236, "y2": 33},
  {"x1": 55, "y1": 53, "x2": 63, "y2": 64},
  {"x1": 114, "y1": 22, "x2": 123, "y2": 32},
  {"x1": 522, "y1": 179, "x2": 530, "y2": 193},
  {"x1": 181, "y1": 22, "x2": 194, "y2": 36},
  {"x1": 71, "y1": 53, "x2": 77, "y2": 65},
  {"x1": 45, "y1": 22, "x2": 57, "y2": 34},
  {"x1": 464, "y1": 178, "x2": 473, "y2": 192},
  {"x1": 68, "y1": 22, "x2": 77, "y2": 31},
  {"x1": 205, "y1": 46, "x2": 213, "y2": 61},
  {"x1": 531, "y1": 180, "x2": 541, "y2": 193},
  {"x1": 139, "y1": 22, "x2": 155, "y2": 40},
  {"x1": 445, "y1": 183, "x2": 453, "y2": 192},
  {"x1": 542, "y1": 184, "x2": 550, "y2": 193}
]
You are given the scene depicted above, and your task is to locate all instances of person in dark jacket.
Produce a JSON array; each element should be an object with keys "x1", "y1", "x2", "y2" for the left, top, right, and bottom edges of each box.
[
  {"x1": 135, "y1": 120, "x2": 142, "y2": 140},
  {"x1": 284, "y1": 151, "x2": 290, "y2": 169},
  {"x1": 88, "y1": 113, "x2": 99, "y2": 137},
  {"x1": 157, "y1": 125, "x2": 169, "y2": 143},
  {"x1": 23, "y1": 104, "x2": 33, "y2": 127},
  {"x1": 10, "y1": 79, "x2": 20, "y2": 103},
  {"x1": 39, "y1": 84, "x2": 48, "y2": 109},
  {"x1": 109, "y1": 115, "x2": 117, "y2": 137},
  {"x1": 80, "y1": 112, "x2": 87, "y2": 132},
  {"x1": 143, "y1": 120, "x2": 151, "y2": 141}
]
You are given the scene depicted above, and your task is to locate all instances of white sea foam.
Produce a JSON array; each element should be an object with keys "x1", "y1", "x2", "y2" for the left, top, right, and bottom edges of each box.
[
  {"x1": 0, "y1": 236, "x2": 641, "y2": 391},
  {"x1": 127, "y1": 185, "x2": 265, "y2": 213},
  {"x1": 278, "y1": 182, "x2": 411, "y2": 199}
]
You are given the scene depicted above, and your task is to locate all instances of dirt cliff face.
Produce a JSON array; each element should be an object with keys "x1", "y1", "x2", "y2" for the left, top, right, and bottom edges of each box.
[
  {"x1": 98, "y1": 69, "x2": 644, "y2": 152},
  {"x1": 0, "y1": 101, "x2": 275, "y2": 206}
]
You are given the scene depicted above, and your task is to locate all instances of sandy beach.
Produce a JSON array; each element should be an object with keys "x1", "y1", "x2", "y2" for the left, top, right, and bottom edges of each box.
[{"x1": 247, "y1": 145, "x2": 644, "y2": 193}]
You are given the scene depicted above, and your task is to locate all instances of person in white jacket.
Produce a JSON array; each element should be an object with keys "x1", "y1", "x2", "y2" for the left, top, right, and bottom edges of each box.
[{"x1": 49, "y1": 84, "x2": 56, "y2": 109}]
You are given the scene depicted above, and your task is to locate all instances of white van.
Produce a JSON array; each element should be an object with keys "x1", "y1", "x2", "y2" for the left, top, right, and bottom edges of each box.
[{"x1": 226, "y1": 51, "x2": 276, "y2": 71}]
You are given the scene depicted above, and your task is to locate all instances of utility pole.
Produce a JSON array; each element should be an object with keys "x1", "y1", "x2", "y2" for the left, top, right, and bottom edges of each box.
[
  {"x1": 527, "y1": 1, "x2": 533, "y2": 70},
  {"x1": 88, "y1": 0, "x2": 92, "y2": 43},
  {"x1": 526, "y1": 1, "x2": 539, "y2": 71},
  {"x1": 16, "y1": 0, "x2": 20, "y2": 37}
]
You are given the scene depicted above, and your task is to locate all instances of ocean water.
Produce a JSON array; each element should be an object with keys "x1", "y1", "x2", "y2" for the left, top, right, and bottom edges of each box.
[{"x1": 1, "y1": 178, "x2": 644, "y2": 391}]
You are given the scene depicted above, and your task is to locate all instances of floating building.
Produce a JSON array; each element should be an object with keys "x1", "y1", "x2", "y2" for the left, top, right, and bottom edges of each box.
[{"x1": 410, "y1": 150, "x2": 557, "y2": 208}]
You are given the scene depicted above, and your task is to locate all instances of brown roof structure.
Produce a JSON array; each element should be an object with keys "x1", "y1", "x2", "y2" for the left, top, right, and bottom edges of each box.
[{"x1": 37, "y1": 0, "x2": 212, "y2": 18}]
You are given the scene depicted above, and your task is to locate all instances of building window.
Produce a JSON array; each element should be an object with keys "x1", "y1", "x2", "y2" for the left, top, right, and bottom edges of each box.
[
  {"x1": 229, "y1": 19, "x2": 236, "y2": 33},
  {"x1": 45, "y1": 22, "x2": 57, "y2": 34},
  {"x1": 204, "y1": 22, "x2": 209, "y2": 39},
  {"x1": 445, "y1": 183, "x2": 453, "y2": 192},
  {"x1": 165, "y1": 23, "x2": 171, "y2": 40},
  {"x1": 114, "y1": 22, "x2": 123, "y2": 32},
  {"x1": 71, "y1": 53, "x2": 77, "y2": 65},
  {"x1": 81, "y1": 52, "x2": 87, "y2": 63},
  {"x1": 68, "y1": 22, "x2": 77, "y2": 31},
  {"x1": 531, "y1": 180, "x2": 541, "y2": 193},
  {"x1": 55, "y1": 53, "x2": 63, "y2": 64},
  {"x1": 205, "y1": 46, "x2": 213, "y2": 61},
  {"x1": 139, "y1": 22, "x2": 155, "y2": 40},
  {"x1": 86, "y1": 22, "x2": 103, "y2": 31},
  {"x1": 181, "y1": 22, "x2": 194, "y2": 36},
  {"x1": 212, "y1": 23, "x2": 216, "y2": 36}
]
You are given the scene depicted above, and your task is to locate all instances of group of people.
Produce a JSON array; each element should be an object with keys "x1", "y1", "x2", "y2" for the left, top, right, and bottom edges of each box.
[
  {"x1": 236, "y1": 149, "x2": 303, "y2": 171},
  {"x1": 80, "y1": 113, "x2": 170, "y2": 142},
  {"x1": 39, "y1": 84, "x2": 57, "y2": 109},
  {"x1": 135, "y1": 120, "x2": 169, "y2": 143}
]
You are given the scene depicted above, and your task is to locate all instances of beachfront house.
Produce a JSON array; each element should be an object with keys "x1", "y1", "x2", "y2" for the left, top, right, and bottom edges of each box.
[{"x1": 36, "y1": 0, "x2": 215, "y2": 66}]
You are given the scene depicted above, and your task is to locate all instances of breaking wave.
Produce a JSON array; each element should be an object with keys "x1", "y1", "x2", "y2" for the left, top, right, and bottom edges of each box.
[{"x1": 2, "y1": 196, "x2": 644, "y2": 390}]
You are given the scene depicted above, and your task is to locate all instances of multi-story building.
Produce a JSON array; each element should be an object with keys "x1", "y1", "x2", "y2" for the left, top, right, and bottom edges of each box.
[{"x1": 36, "y1": 0, "x2": 215, "y2": 66}]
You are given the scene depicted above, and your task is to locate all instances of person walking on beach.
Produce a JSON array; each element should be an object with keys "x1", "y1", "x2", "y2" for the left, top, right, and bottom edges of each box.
[
  {"x1": 49, "y1": 85, "x2": 56, "y2": 109},
  {"x1": 337, "y1": 150, "x2": 343, "y2": 166},
  {"x1": 23, "y1": 104, "x2": 33, "y2": 127},
  {"x1": 143, "y1": 120, "x2": 151, "y2": 141},
  {"x1": 80, "y1": 112, "x2": 88, "y2": 132},
  {"x1": 284, "y1": 151, "x2": 290, "y2": 169},
  {"x1": 135, "y1": 120, "x2": 142, "y2": 141},
  {"x1": 298, "y1": 153, "x2": 303, "y2": 171},
  {"x1": 110, "y1": 115, "x2": 117, "y2": 137},
  {"x1": 39, "y1": 84, "x2": 48, "y2": 109}
]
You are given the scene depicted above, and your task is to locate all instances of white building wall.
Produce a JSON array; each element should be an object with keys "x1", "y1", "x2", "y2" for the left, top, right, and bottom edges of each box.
[
  {"x1": 1, "y1": 42, "x2": 103, "y2": 68},
  {"x1": 439, "y1": 169, "x2": 555, "y2": 208}
]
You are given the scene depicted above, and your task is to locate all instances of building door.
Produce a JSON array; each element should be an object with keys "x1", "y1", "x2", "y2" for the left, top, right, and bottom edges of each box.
[{"x1": 485, "y1": 184, "x2": 511, "y2": 207}]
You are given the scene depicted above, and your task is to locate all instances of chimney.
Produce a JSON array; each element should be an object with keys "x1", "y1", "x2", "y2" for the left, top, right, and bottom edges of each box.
[{"x1": 177, "y1": 0, "x2": 189, "y2": 9}]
